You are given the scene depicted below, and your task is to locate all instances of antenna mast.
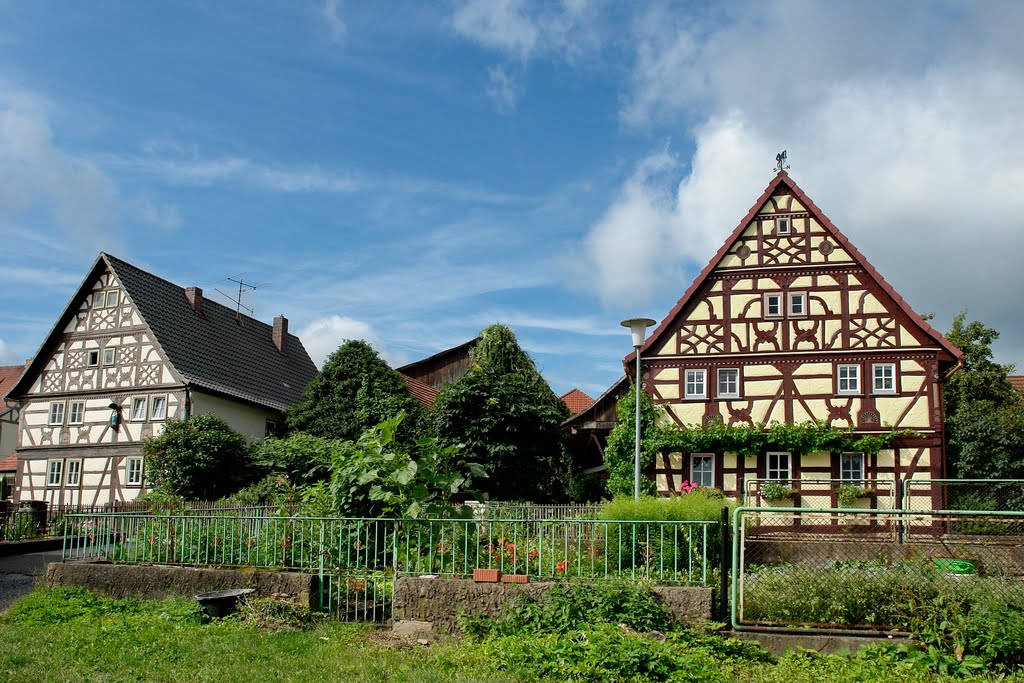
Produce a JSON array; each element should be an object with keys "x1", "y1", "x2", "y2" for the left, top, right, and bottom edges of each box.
[{"x1": 215, "y1": 274, "x2": 270, "y2": 320}]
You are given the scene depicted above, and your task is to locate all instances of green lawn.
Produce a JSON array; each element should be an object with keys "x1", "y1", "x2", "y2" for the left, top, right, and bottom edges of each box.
[{"x1": 0, "y1": 589, "x2": 1019, "y2": 683}]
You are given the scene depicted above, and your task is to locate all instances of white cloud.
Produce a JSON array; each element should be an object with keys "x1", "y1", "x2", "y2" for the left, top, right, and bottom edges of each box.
[
  {"x1": 451, "y1": 0, "x2": 541, "y2": 61},
  {"x1": 321, "y1": 0, "x2": 346, "y2": 45},
  {"x1": 486, "y1": 65, "x2": 520, "y2": 114},
  {"x1": 0, "y1": 339, "x2": 19, "y2": 366},
  {"x1": 296, "y1": 315, "x2": 395, "y2": 369}
]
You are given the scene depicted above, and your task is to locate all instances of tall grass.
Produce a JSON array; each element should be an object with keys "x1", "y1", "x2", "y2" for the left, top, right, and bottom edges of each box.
[{"x1": 599, "y1": 493, "x2": 733, "y2": 522}]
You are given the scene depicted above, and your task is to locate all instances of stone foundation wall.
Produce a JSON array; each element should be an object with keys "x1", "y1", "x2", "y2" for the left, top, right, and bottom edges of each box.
[
  {"x1": 45, "y1": 562, "x2": 318, "y2": 608},
  {"x1": 393, "y1": 577, "x2": 712, "y2": 633}
]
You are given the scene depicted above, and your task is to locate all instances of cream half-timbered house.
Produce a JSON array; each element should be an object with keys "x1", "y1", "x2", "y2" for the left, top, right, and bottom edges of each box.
[
  {"x1": 630, "y1": 171, "x2": 961, "y2": 508},
  {"x1": 5, "y1": 253, "x2": 318, "y2": 506}
]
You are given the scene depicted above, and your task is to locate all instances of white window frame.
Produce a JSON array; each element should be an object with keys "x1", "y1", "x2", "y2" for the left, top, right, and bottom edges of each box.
[
  {"x1": 764, "y1": 293, "x2": 783, "y2": 318},
  {"x1": 105, "y1": 290, "x2": 119, "y2": 308},
  {"x1": 684, "y1": 369, "x2": 707, "y2": 399},
  {"x1": 86, "y1": 350, "x2": 100, "y2": 367},
  {"x1": 788, "y1": 292, "x2": 807, "y2": 317},
  {"x1": 690, "y1": 453, "x2": 715, "y2": 488},
  {"x1": 65, "y1": 459, "x2": 82, "y2": 487},
  {"x1": 102, "y1": 347, "x2": 115, "y2": 366},
  {"x1": 717, "y1": 368, "x2": 740, "y2": 399},
  {"x1": 776, "y1": 217, "x2": 791, "y2": 235},
  {"x1": 872, "y1": 363, "x2": 896, "y2": 395},
  {"x1": 126, "y1": 457, "x2": 144, "y2": 486},
  {"x1": 68, "y1": 401, "x2": 85, "y2": 425},
  {"x1": 48, "y1": 401, "x2": 66, "y2": 426},
  {"x1": 767, "y1": 452, "x2": 792, "y2": 480},
  {"x1": 840, "y1": 452, "x2": 865, "y2": 481},
  {"x1": 47, "y1": 459, "x2": 63, "y2": 488},
  {"x1": 129, "y1": 397, "x2": 148, "y2": 422},
  {"x1": 837, "y1": 364, "x2": 861, "y2": 395},
  {"x1": 150, "y1": 395, "x2": 167, "y2": 421}
]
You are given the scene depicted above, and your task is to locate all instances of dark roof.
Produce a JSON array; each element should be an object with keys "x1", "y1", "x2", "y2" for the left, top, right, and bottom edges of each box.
[
  {"x1": 626, "y1": 171, "x2": 962, "y2": 369},
  {"x1": 560, "y1": 388, "x2": 595, "y2": 415},
  {"x1": 8, "y1": 254, "x2": 318, "y2": 412}
]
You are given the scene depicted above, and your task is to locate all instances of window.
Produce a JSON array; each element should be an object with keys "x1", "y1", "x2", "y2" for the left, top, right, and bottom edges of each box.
[
  {"x1": 265, "y1": 420, "x2": 278, "y2": 438},
  {"x1": 47, "y1": 460, "x2": 63, "y2": 487},
  {"x1": 765, "y1": 293, "x2": 782, "y2": 318},
  {"x1": 87, "y1": 350, "x2": 100, "y2": 367},
  {"x1": 105, "y1": 290, "x2": 119, "y2": 308},
  {"x1": 840, "y1": 453, "x2": 865, "y2": 481},
  {"x1": 767, "y1": 452, "x2": 792, "y2": 480},
  {"x1": 717, "y1": 368, "x2": 740, "y2": 398},
  {"x1": 68, "y1": 401, "x2": 85, "y2": 425},
  {"x1": 776, "y1": 217, "x2": 790, "y2": 235},
  {"x1": 48, "y1": 402, "x2": 65, "y2": 426},
  {"x1": 788, "y1": 292, "x2": 807, "y2": 317},
  {"x1": 684, "y1": 369, "x2": 707, "y2": 399},
  {"x1": 690, "y1": 454, "x2": 714, "y2": 488},
  {"x1": 130, "y1": 397, "x2": 148, "y2": 421},
  {"x1": 872, "y1": 363, "x2": 896, "y2": 394},
  {"x1": 102, "y1": 348, "x2": 115, "y2": 366},
  {"x1": 150, "y1": 396, "x2": 167, "y2": 421},
  {"x1": 126, "y1": 457, "x2": 144, "y2": 486},
  {"x1": 66, "y1": 460, "x2": 82, "y2": 487},
  {"x1": 837, "y1": 364, "x2": 860, "y2": 394}
]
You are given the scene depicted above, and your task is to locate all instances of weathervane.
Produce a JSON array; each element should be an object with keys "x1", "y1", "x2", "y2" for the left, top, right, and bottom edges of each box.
[
  {"x1": 215, "y1": 274, "x2": 270, "y2": 320},
  {"x1": 774, "y1": 150, "x2": 790, "y2": 173}
]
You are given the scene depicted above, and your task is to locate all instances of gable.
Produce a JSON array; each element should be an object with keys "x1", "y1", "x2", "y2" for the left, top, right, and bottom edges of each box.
[{"x1": 635, "y1": 172, "x2": 960, "y2": 364}]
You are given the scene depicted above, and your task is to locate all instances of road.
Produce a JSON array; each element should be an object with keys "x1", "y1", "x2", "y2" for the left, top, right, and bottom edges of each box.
[{"x1": 0, "y1": 549, "x2": 63, "y2": 611}]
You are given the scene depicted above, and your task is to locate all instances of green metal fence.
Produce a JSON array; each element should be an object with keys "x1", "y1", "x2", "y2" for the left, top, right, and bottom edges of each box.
[
  {"x1": 732, "y1": 506, "x2": 1024, "y2": 634},
  {"x1": 62, "y1": 513, "x2": 718, "y2": 620},
  {"x1": 903, "y1": 479, "x2": 1024, "y2": 513}
]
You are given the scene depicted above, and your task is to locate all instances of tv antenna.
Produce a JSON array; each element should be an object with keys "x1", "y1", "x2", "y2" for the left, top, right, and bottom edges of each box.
[
  {"x1": 215, "y1": 274, "x2": 270, "y2": 320},
  {"x1": 774, "y1": 150, "x2": 790, "y2": 173}
]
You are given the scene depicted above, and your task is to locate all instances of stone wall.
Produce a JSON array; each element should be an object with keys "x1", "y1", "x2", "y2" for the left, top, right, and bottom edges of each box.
[
  {"x1": 45, "y1": 562, "x2": 318, "y2": 608},
  {"x1": 393, "y1": 577, "x2": 712, "y2": 634}
]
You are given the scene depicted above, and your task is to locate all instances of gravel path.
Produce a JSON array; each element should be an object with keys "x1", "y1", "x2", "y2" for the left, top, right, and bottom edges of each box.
[{"x1": 0, "y1": 550, "x2": 62, "y2": 612}]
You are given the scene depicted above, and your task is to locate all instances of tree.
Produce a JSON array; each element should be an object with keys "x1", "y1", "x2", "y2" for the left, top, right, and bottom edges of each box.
[
  {"x1": 285, "y1": 340, "x2": 424, "y2": 442},
  {"x1": 944, "y1": 311, "x2": 1024, "y2": 479},
  {"x1": 603, "y1": 386, "x2": 662, "y2": 497},
  {"x1": 250, "y1": 432, "x2": 342, "y2": 485},
  {"x1": 142, "y1": 414, "x2": 251, "y2": 500},
  {"x1": 432, "y1": 324, "x2": 571, "y2": 502}
]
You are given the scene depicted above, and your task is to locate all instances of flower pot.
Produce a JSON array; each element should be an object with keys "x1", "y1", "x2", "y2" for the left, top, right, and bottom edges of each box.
[
  {"x1": 501, "y1": 573, "x2": 530, "y2": 584},
  {"x1": 473, "y1": 568, "x2": 501, "y2": 583}
]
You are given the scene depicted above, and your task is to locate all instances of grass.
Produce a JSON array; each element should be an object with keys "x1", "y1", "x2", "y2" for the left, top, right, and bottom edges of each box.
[{"x1": 2, "y1": 588, "x2": 1024, "y2": 682}]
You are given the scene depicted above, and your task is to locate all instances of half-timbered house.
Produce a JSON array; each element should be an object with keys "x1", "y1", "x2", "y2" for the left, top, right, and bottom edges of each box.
[
  {"x1": 630, "y1": 171, "x2": 962, "y2": 506},
  {"x1": 4, "y1": 253, "x2": 318, "y2": 506}
]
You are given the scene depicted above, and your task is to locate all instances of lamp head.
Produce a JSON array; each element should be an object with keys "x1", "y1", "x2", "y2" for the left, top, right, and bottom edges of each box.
[{"x1": 620, "y1": 318, "x2": 656, "y2": 349}]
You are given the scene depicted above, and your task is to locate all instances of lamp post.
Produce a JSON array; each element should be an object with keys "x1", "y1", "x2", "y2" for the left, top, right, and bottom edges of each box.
[{"x1": 621, "y1": 318, "x2": 656, "y2": 500}]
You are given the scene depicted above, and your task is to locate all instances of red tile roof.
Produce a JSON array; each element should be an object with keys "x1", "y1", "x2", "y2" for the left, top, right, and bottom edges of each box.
[
  {"x1": 560, "y1": 388, "x2": 595, "y2": 415},
  {"x1": 0, "y1": 365, "x2": 25, "y2": 406},
  {"x1": 0, "y1": 452, "x2": 16, "y2": 472},
  {"x1": 401, "y1": 374, "x2": 439, "y2": 408},
  {"x1": 1009, "y1": 376, "x2": 1024, "y2": 393}
]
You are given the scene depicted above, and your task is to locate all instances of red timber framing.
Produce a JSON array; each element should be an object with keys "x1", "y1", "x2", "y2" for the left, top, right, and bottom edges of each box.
[{"x1": 629, "y1": 171, "x2": 962, "y2": 499}]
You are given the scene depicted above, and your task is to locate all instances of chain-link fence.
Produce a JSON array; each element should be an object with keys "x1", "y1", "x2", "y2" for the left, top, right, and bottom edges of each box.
[
  {"x1": 743, "y1": 478, "x2": 899, "y2": 511},
  {"x1": 733, "y1": 506, "x2": 1024, "y2": 633},
  {"x1": 904, "y1": 479, "x2": 1024, "y2": 513}
]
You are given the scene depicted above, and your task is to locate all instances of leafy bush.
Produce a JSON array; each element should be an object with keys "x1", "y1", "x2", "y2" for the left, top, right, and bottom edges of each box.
[
  {"x1": 759, "y1": 482, "x2": 795, "y2": 502},
  {"x1": 142, "y1": 413, "x2": 252, "y2": 500},
  {"x1": 251, "y1": 433, "x2": 342, "y2": 485},
  {"x1": 221, "y1": 474, "x2": 297, "y2": 507},
  {"x1": 459, "y1": 581, "x2": 673, "y2": 638},
  {"x1": 600, "y1": 493, "x2": 729, "y2": 523}
]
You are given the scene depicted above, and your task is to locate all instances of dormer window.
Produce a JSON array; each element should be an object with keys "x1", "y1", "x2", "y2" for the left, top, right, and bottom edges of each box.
[{"x1": 776, "y1": 217, "x2": 791, "y2": 235}]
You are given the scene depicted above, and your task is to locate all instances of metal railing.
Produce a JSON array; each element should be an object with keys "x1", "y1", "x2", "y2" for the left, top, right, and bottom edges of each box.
[
  {"x1": 467, "y1": 502, "x2": 603, "y2": 520},
  {"x1": 62, "y1": 512, "x2": 718, "y2": 620},
  {"x1": 743, "y1": 478, "x2": 898, "y2": 510},
  {"x1": 903, "y1": 479, "x2": 1024, "y2": 512},
  {"x1": 732, "y1": 506, "x2": 1024, "y2": 634}
]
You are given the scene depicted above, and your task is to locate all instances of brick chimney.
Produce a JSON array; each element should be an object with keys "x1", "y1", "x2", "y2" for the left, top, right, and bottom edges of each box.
[
  {"x1": 273, "y1": 315, "x2": 288, "y2": 354},
  {"x1": 184, "y1": 287, "x2": 203, "y2": 314}
]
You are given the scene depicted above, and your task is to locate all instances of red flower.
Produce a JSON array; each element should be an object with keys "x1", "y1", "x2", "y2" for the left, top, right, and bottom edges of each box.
[
  {"x1": 528, "y1": 549, "x2": 539, "y2": 559},
  {"x1": 556, "y1": 560, "x2": 567, "y2": 572}
]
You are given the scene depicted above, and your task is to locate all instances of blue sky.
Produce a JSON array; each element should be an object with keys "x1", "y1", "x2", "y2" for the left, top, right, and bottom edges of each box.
[{"x1": 2, "y1": 1, "x2": 1024, "y2": 397}]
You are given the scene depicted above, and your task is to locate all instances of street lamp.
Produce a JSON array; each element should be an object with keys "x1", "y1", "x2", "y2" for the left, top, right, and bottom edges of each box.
[{"x1": 621, "y1": 317, "x2": 656, "y2": 500}]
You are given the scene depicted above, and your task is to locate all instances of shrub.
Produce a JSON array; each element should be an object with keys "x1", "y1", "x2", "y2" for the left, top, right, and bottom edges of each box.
[{"x1": 142, "y1": 414, "x2": 252, "y2": 500}]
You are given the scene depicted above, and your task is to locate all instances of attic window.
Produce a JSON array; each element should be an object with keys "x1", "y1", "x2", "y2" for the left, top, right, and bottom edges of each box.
[
  {"x1": 105, "y1": 291, "x2": 119, "y2": 308},
  {"x1": 776, "y1": 217, "x2": 791, "y2": 235}
]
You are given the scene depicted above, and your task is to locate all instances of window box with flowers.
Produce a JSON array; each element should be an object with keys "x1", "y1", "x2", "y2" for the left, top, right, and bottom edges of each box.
[
  {"x1": 836, "y1": 484, "x2": 875, "y2": 509},
  {"x1": 759, "y1": 482, "x2": 797, "y2": 506}
]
